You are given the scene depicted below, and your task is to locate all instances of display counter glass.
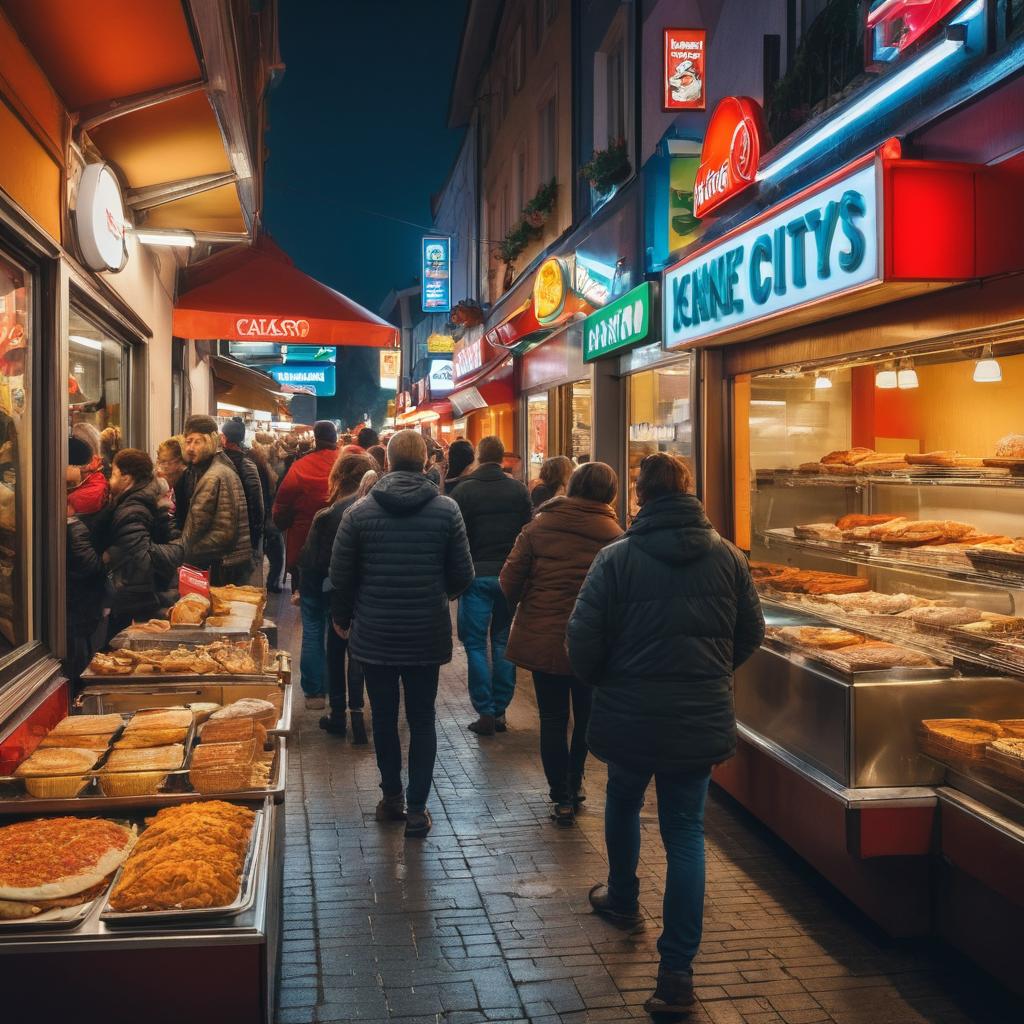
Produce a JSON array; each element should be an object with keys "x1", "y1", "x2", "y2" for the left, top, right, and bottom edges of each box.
[{"x1": 736, "y1": 348, "x2": 1024, "y2": 822}]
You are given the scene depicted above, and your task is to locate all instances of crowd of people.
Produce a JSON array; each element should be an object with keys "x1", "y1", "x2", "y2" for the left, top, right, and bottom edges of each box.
[{"x1": 63, "y1": 414, "x2": 765, "y2": 1015}]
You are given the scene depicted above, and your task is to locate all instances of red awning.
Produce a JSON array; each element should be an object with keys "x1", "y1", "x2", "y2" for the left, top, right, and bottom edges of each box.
[{"x1": 173, "y1": 236, "x2": 398, "y2": 347}]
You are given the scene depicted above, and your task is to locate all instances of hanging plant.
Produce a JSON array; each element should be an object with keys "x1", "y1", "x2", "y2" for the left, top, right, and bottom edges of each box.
[
  {"x1": 580, "y1": 138, "x2": 631, "y2": 195},
  {"x1": 494, "y1": 220, "x2": 532, "y2": 265},
  {"x1": 523, "y1": 179, "x2": 558, "y2": 228},
  {"x1": 449, "y1": 299, "x2": 484, "y2": 328}
]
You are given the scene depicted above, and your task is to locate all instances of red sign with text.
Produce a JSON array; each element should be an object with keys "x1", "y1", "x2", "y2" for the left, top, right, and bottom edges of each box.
[
  {"x1": 693, "y1": 96, "x2": 768, "y2": 219},
  {"x1": 867, "y1": 0, "x2": 962, "y2": 59},
  {"x1": 663, "y1": 28, "x2": 706, "y2": 111}
]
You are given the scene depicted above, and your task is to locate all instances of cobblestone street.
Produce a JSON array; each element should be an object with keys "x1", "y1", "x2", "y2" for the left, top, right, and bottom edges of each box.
[{"x1": 273, "y1": 601, "x2": 1015, "y2": 1024}]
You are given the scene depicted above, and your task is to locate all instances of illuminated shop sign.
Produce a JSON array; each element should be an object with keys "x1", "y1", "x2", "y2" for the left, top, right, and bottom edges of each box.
[
  {"x1": 693, "y1": 97, "x2": 768, "y2": 219},
  {"x1": 584, "y1": 283, "x2": 651, "y2": 362},
  {"x1": 427, "y1": 332, "x2": 455, "y2": 353},
  {"x1": 421, "y1": 236, "x2": 452, "y2": 313},
  {"x1": 867, "y1": 0, "x2": 962, "y2": 63},
  {"x1": 663, "y1": 28, "x2": 706, "y2": 111},
  {"x1": 75, "y1": 163, "x2": 128, "y2": 273},
  {"x1": 268, "y1": 363, "x2": 337, "y2": 397},
  {"x1": 285, "y1": 345, "x2": 336, "y2": 363},
  {"x1": 235, "y1": 317, "x2": 311, "y2": 339},
  {"x1": 428, "y1": 359, "x2": 454, "y2": 395},
  {"x1": 665, "y1": 162, "x2": 879, "y2": 349},
  {"x1": 454, "y1": 337, "x2": 483, "y2": 379}
]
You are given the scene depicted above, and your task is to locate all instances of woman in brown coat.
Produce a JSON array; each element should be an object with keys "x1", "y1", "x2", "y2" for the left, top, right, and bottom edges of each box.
[{"x1": 500, "y1": 462, "x2": 623, "y2": 826}]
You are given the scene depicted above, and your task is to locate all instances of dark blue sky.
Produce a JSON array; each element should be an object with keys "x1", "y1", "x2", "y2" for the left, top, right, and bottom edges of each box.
[{"x1": 264, "y1": 0, "x2": 468, "y2": 316}]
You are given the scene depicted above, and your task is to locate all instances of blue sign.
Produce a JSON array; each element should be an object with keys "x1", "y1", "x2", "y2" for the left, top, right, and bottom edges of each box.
[
  {"x1": 421, "y1": 236, "x2": 451, "y2": 313},
  {"x1": 285, "y1": 345, "x2": 336, "y2": 363},
  {"x1": 268, "y1": 363, "x2": 336, "y2": 397}
]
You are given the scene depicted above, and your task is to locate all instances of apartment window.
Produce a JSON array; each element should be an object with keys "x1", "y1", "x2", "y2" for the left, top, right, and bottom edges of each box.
[
  {"x1": 594, "y1": 10, "x2": 631, "y2": 152},
  {"x1": 511, "y1": 24, "x2": 525, "y2": 93},
  {"x1": 537, "y1": 91, "x2": 557, "y2": 185}
]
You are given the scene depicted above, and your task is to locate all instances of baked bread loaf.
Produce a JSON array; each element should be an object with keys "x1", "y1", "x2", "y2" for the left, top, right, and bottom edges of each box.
[
  {"x1": 124, "y1": 708, "x2": 193, "y2": 733},
  {"x1": 902, "y1": 606, "x2": 983, "y2": 627},
  {"x1": 114, "y1": 728, "x2": 190, "y2": 749},
  {"x1": 777, "y1": 626, "x2": 864, "y2": 649},
  {"x1": 794, "y1": 523, "x2": 842, "y2": 541},
  {"x1": 187, "y1": 702, "x2": 221, "y2": 724},
  {"x1": 814, "y1": 591, "x2": 922, "y2": 616},
  {"x1": 48, "y1": 714, "x2": 123, "y2": 737},
  {"x1": 995, "y1": 434, "x2": 1024, "y2": 458},
  {"x1": 832, "y1": 643, "x2": 935, "y2": 670},
  {"x1": 906, "y1": 451, "x2": 959, "y2": 466},
  {"x1": 16, "y1": 748, "x2": 98, "y2": 776},
  {"x1": 201, "y1": 717, "x2": 268, "y2": 745},
  {"x1": 821, "y1": 448, "x2": 874, "y2": 465},
  {"x1": 104, "y1": 745, "x2": 185, "y2": 772},
  {"x1": 169, "y1": 593, "x2": 210, "y2": 626},
  {"x1": 835, "y1": 514, "x2": 901, "y2": 531},
  {"x1": 208, "y1": 698, "x2": 276, "y2": 724}
]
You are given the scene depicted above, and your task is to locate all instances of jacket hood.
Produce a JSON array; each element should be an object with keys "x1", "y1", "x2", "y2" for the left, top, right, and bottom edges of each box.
[
  {"x1": 535, "y1": 496, "x2": 619, "y2": 541},
  {"x1": 112, "y1": 477, "x2": 163, "y2": 517},
  {"x1": 626, "y1": 493, "x2": 717, "y2": 564},
  {"x1": 467, "y1": 463, "x2": 507, "y2": 483},
  {"x1": 371, "y1": 470, "x2": 440, "y2": 515}
]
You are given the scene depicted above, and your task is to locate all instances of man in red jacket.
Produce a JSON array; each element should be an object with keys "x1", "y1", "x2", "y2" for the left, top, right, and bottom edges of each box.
[{"x1": 272, "y1": 420, "x2": 338, "y2": 597}]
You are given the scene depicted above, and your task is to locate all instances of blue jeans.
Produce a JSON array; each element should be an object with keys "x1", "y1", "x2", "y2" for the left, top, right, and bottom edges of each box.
[
  {"x1": 457, "y1": 576, "x2": 516, "y2": 716},
  {"x1": 604, "y1": 762, "x2": 711, "y2": 972},
  {"x1": 299, "y1": 591, "x2": 329, "y2": 697}
]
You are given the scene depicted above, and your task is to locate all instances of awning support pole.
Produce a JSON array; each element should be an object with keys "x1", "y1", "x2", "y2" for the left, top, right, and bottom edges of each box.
[
  {"x1": 75, "y1": 80, "x2": 207, "y2": 136},
  {"x1": 127, "y1": 172, "x2": 239, "y2": 211}
]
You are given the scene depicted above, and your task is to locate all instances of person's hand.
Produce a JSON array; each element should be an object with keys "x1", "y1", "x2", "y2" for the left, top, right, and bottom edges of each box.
[{"x1": 332, "y1": 622, "x2": 350, "y2": 639}]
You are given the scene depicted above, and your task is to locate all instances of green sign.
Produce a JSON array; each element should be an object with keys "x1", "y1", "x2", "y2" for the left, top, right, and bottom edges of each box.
[{"x1": 583, "y1": 282, "x2": 651, "y2": 362}]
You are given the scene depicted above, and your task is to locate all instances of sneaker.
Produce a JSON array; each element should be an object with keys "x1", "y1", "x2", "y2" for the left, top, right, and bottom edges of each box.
[
  {"x1": 304, "y1": 695, "x2": 326, "y2": 710},
  {"x1": 494, "y1": 714, "x2": 508, "y2": 732},
  {"x1": 468, "y1": 715, "x2": 495, "y2": 736},
  {"x1": 375, "y1": 793, "x2": 406, "y2": 822},
  {"x1": 318, "y1": 714, "x2": 346, "y2": 736},
  {"x1": 550, "y1": 802, "x2": 575, "y2": 828},
  {"x1": 643, "y1": 967, "x2": 695, "y2": 1014},
  {"x1": 405, "y1": 808, "x2": 432, "y2": 838},
  {"x1": 588, "y1": 883, "x2": 644, "y2": 929}
]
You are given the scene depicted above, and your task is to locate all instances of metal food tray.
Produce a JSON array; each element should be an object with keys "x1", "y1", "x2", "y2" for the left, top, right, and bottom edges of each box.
[
  {"x1": 111, "y1": 618, "x2": 279, "y2": 649},
  {"x1": 76, "y1": 677, "x2": 293, "y2": 736},
  {"x1": 80, "y1": 657, "x2": 288, "y2": 687},
  {"x1": 100, "y1": 808, "x2": 264, "y2": 926},
  {"x1": 0, "y1": 734, "x2": 286, "y2": 813},
  {"x1": 0, "y1": 891, "x2": 107, "y2": 931}
]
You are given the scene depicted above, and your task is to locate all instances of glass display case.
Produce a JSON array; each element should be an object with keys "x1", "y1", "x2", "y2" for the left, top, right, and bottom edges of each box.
[{"x1": 736, "y1": 350, "x2": 1024, "y2": 819}]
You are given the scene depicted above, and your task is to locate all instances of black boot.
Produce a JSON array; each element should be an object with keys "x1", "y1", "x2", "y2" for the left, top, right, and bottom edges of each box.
[
  {"x1": 375, "y1": 791, "x2": 406, "y2": 821},
  {"x1": 319, "y1": 713, "x2": 346, "y2": 737},
  {"x1": 350, "y1": 710, "x2": 368, "y2": 745},
  {"x1": 468, "y1": 714, "x2": 495, "y2": 736},
  {"x1": 643, "y1": 967, "x2": 695, "y2": 1014}
]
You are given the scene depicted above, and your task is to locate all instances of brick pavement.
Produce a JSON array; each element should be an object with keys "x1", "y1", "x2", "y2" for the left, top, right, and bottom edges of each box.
[{"x1": 272, "y1": 597, "x2": 1014, "y2": 1024}]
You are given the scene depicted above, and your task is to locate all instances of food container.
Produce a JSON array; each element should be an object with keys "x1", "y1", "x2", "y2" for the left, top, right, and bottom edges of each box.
[{"x1": 919, "y1": 719, "x2": 1005, "y2": 763}]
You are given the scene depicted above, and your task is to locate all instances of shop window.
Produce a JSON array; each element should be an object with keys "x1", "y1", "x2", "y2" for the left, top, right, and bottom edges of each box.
[
  {"x1": 68, "y1": 308, "x2": 129, "y2": 452},
  {"x1": 537, "y1": 89, "x2": 558, "y2": 187},
  {"x1": 527, "y1": 392, "x2": 549, "y2": 482},
  {"x1": 569, "y1": 379, "x2": 592, "y2": 462},
  {"x1": 627, "y1": 360, "x2": 694, "y2": 520},
  {"x1": 0, "y1": 252, "x2": 31, "y2": 660},
  {"x1": 171, "y1": 339, "x2": 191, "y2": 436}
]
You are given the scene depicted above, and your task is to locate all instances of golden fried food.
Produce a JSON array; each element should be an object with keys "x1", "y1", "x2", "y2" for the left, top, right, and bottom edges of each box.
[{"x1": 109, "y1": 859, "x2": 240, "y2": 910}]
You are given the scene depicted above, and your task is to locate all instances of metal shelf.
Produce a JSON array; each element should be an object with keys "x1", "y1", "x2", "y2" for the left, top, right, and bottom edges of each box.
[{"x1": 756, "y1": 469, "x2": 1024, "y2": 491}]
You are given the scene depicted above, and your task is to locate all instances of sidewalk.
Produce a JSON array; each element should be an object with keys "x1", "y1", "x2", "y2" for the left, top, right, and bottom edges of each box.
[{"x1": 273, "y1": 598, "x2": 1010, "y2": 1024}]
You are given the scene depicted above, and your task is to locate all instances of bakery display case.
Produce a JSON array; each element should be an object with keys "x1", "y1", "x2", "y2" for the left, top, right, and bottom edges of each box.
[{"x1": 718, "y1": 346, "x2": 1024, "y2": 945}]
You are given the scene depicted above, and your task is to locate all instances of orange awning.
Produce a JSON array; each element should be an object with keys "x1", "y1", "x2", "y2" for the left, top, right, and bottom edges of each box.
[{"x1": 174, "y1": 237, "x2": 399, "y2": 347}]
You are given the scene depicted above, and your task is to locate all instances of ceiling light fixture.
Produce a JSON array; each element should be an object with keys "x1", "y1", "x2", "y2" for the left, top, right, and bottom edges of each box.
[
  {"x1": 875, "y1": 362, "x2": 898, "y2": 389},
  {"x1": 973, "y1": 343, "x2": 1002, "y2": 383},
  {"x1": 897, "y1": 358, "x2": 919, "y2": 389},
  {"x1": 814, "y1": 372, "x2": 833, "y2": 390}
]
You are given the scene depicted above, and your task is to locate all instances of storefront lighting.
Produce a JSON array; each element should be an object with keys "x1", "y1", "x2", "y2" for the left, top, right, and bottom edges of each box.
[
  {"x1": 973, "y1": 344, "x2": 1002, "y2": 383},
  {"x1": 897, "y1": 359, "x2": 919, "y2": 389},
  {"x1": 132, "y1": 229, "x2": 197, "y2": 248},
  {"x1": 814, "y1": 372, "x2": 832, "y2": 390},
  {"x1": 69, "y1": 334, "x2": 103, "y2": 350},
  {"x1": 875, "y1": 363, "x2": 898, "y2": 389},
  {"x1": 757, "y1": 25, "x2": 968, "y2": 183},
  {"x1": 216, "y1": 401, "x2": 249, "y2": 413}
]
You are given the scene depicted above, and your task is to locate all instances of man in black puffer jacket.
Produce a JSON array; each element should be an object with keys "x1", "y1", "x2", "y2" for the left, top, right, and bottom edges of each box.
[
  {"x1": 567, "y1": 452, "x2": 764, "y2": 1016},
  {"x1": 99, "y1": 449, "x2": 184, "y2": 639},
  {"x1": 220, "y1": 418, "x2": 265, "y2": 573},
  {"x1": 452, "y1": 435, "x2": 532, "y2": 736},
  {"x1": 330, "y1": 430, "x2": 474, "y2": 838}
]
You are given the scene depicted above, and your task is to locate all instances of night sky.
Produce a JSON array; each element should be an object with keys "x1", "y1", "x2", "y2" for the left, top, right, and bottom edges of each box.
[{"x1": 263, "y1": 0, "x2": 468, "y2": 425}]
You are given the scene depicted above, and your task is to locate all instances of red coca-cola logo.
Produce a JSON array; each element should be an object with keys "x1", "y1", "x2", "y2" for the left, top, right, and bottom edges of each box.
[{"x1": 693, "y1": 96, "x2": 768, "y2": 219}]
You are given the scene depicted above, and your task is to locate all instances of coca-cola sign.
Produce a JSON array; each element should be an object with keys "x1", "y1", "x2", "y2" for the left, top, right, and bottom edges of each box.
[
  {"x1": 234, "y1": 317, "x2": 311, "y2": 339},
  {"x1": 693, "y1": 97, "x2": 768, "y2": 220}
]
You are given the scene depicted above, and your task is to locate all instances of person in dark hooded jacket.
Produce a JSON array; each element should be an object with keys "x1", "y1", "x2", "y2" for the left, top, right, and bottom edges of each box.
[
  {"x1": 330, "y1": 430, "x2": 474, "y2": 839},
  {"x1": 567, "y1": 452, "x2": 764, "y2": 1016},
  {"x1": 99, "y1": 448, "x2": 184, "y2": 639},
  {"x1": 220, "y1": 418, "x2": 265, "y2": 566}
]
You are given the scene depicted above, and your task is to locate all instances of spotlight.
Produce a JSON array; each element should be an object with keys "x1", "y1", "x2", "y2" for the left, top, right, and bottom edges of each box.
[
  {"x1": 897, "y1": 359, "x2": 918, "y2": 390},
  {"x1": 973, "y1": 344, "x2": 1002, "y2": 383},
  {"x1": 875, "y1": 363, "x2": 898, "y2": 389},
  {"x1": 814, "y1": 373, "x2": 833, "y2": 390}
]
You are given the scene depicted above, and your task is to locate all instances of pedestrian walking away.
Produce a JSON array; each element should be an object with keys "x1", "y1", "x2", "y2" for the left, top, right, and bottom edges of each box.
[
  {"x1": 330, "y1": 429, "x2": 474, "y2": 838},
  {"x1": 500, "y1": 461, "x2": 623, "y2": 827},
  {"x1": 220, "y1": 417, "x2": 265, "y2": 581},
  {"x1": 567, "y1": 451, "x2": 765, "y2": 1015},
  {"x1": 442, "y1": 438, "x2": 474, "y2": 495},
  {"x1": 529, "y1": 454, "x2": 572, "y2": 511},
  {"x1": 180, "y1": 414, "x2": 253, "y2": 585},
  {"x1": 272, "y1": 420, "x2": 339, "y2": 596},
  {"x1": 452, "y1": 435, "x2": 531, "y2": 736},
  {"x1": 296, "y1": 450, "x2": 372, "y2": 730}
]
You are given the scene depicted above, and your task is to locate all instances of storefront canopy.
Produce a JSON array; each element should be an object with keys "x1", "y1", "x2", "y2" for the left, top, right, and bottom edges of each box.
[
  {"x1": 210, "y1": 354, "x2": 289, "y2": 416},
  {"x1": 173, "y1": 237, "x2": 399, "y2": 347}
]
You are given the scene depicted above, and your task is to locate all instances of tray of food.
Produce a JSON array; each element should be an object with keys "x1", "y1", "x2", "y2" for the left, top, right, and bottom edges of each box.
[
  {"x1": 919, "y1": 719, "x2": 1006, "y2": 764},
  {"x1": 100, "y1": 801, "x2": 262, "y2": 924},
  {"x1": 111, "y1": 623, "x2": 278, "y2": 651},
  {"x1": 0, "y1": 703, "x2": 285, "y2": 812},
  {"x1": 0, "y1": 815, "x2": 137, "y2": 929},
  {"x1": 749, "y1": 561, "x2": 869, "y2": 596}
]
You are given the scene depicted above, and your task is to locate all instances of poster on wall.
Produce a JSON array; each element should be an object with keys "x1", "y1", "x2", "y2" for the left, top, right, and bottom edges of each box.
[
  {"x1": 663, "y1": 28, "x2": 706, "y2": 111},
  {"x1": 421, "y1": 236, "x2": 452, "y2": 313},
  {"x1": 379, "y1": 349, "x2": 400, "y2": 390}
]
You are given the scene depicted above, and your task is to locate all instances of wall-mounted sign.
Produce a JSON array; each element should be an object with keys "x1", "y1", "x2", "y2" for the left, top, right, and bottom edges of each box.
[
  {"x1": 421, "y1": 236, "x2": 452, "y2": 313},
  {"x1": 427, "y1": 359, "x2": 454, "y2": 395},
  {"x1": 426, "y1": 332, "x2": 455, "y2": 353},
  {"x1": 449, "y1": 386, "x2": 487, "y2": 417},
  {"x1": 75, "y1": 163, "x2": 128, "y2": 273},
  {"x1": 867, "y1": 0, "x2": 962, "y2": 63},
  {"x1": 665, "y1": 162, "x2": 878, "y2": 349},
  {"x1": 285, "y1": 344, "x2": 335, "y2": 363},
  {"x1": 235, "y1": 317, "x2": 311, "y2": 340},
  {"x1": 454, "y1": 337, "x2": 484, "y2": 379},
  {"x1": 693, "y1": 97, "x2": 768, "y2": 219},
  {"x1": 379, "y1": 349, "x2": 400, "y2": 390},
  {"x1": 268, "y1": 363, "x2": 337, "y2": 397},
  {"x1": 533, "y1": 257, "x2": 571, "y2": 324},
  {"x1": 663, "y1": 28, "x2": 706, "y2": 111},
  {"x1": 584, "y1": 283, "x2": 652, "y2": 362}
]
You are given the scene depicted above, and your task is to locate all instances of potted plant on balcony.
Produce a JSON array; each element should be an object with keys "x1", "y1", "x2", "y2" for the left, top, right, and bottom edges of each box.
[
  {"x1": 580, "y1": 138, "x2": 631, "y2": 195},
  {"x1": 494, "y1": 220, "x2": 532, "y2": 290},
  {"x1": 523, "y1": 179, "x2": 558, "y2": 229}
]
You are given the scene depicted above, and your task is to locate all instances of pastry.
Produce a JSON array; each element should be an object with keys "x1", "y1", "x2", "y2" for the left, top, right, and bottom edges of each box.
[
  {"x1": 816, "y1": 592, "x2": 922, "y2": 615},
  {"x1": 901, "y1": 606, "x2": 984, "y2": 627},
  {"x1": 835, "y1": 514, "x2": 902, "y2": 531},
  {"x1": 104, "y1": 746, "x2": 185, "y2": 772},
  {"x1": 48, "y1": 714, "x2": 123, "y2": 737},
  {"x1": 995, "y1": 434, "x2": 1024, "y2": 458},
  {"x1": 821, "y1": 448, "x2": 874, "y2": 466},
  {"x1": 905, "y1": 451, "x2": 960, "y2": 466},
  {"x1": 127, "y1": 619, "x2": 171, "y2": 634},
  {"x1": 187, "y1": 702, "x2": 221, "y2": 724},
  {"x1": 169, "y1": 593, "x2": 210, "y2": 626},
  {"x1": 201, "y1": 718, "x2": 268, "y2": 745},
  {"x1": 777, "y1": 626, "x2": 864, "y2": 650},
  {"x1": 794, "y1": 523, "x2": 842, "y2": 541},
  {"x1": 190, "y1": 740, "x2": 259, "y2": 770},
  {"x1": 124, "y1": 708, "x2": 193, "y2": 733},
  {"x1": 833, "y1": 643, "x2": 935, "y2": 670},
  {"x1": 209, "y1": 585, "x2": 264, "y2": 607},
  {"x1": 209, "y1": 697, "x2": 277, "y2": 723},
  {"x1": 87, "y1": 652, "x2": 135, "y2": 676},
  {"x1": 114, "y1": 728, "x2": 190, "y2": 749}
]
